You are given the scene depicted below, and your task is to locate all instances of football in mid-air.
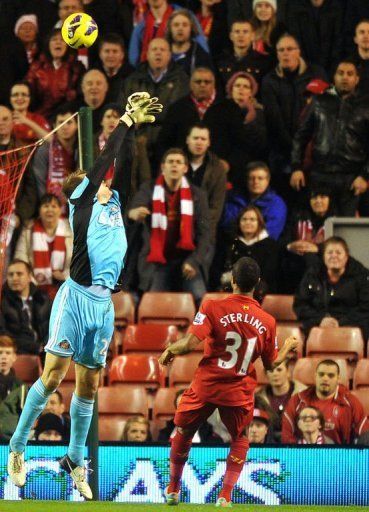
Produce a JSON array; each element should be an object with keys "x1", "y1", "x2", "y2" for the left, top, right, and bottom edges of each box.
[{"x1": 61, "y1": 12, "x2": 98, "y2": 49}]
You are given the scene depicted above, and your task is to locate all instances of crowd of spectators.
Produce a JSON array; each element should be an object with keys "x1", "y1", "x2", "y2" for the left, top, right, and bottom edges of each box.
[{"x1": 1, "y1": 0, "x2": 369, "y2": 446}]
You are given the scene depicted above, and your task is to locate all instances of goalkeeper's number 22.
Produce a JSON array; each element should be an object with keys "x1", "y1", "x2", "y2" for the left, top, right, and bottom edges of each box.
[{"x1": 218, "y1": 332, "x2": 257, "y2": 375}]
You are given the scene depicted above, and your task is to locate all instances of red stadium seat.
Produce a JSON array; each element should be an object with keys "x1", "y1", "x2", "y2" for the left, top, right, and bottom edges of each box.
[
  {"x1": 262, "y1": 295, "x2": 297, "y2": 323},
  {"x1": 276, "y1": 324, "x2": 304, "y2": 358},
  {"x1": 292, "y1": 357, "x2": 349, "y2": 388},
  {"x1": 306, "y1": 327, "x2": 364, "y2": 361},
  {"x1": 353, "y1": 359, "x2": 369, "y2": 389},
  {"x1": 152, "y1": 388, "x2": 177, "y2": 422},
  {"x1": 351, "y1": 389, "x2": 369, "y2": 416},
  {"x1": 123, "y1": 324, "x2": 178, "y2": 355},
  {"x1": 168, "y1": 353, "x2": 203, "y2": 389},
  {"x1": 13, "y1": 355, "x2": 42, "y2": 385},
  {"x1": 112, "y1": 291, "x2": 135, "y2": 328},
  {"x1": 109, "y1": 354, "x2": 165, "y2": 389},
  {"x1": 138, "y1": 292, "x2": 196, "y2": 328},
  {"x1": 98, "y1": 386, "x2": 149, "y2": 440}
]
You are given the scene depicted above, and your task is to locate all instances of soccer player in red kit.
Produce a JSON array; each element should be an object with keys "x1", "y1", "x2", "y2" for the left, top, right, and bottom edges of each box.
[{"x1": 159, "y1": 257, "x2": 299, "y2": 507}]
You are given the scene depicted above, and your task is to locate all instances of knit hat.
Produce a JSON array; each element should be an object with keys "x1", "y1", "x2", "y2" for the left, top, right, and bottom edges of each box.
[
  {"x1": 35, "y1": 413, "x2": 66, "y2": 439},
  {"x1": 253, "y1": 0, "x2": 277, "y2": 11},
  {"x1": 253, "y1": 408, "x2": 270, "y2": 425},
  {"x1": 225, "y1": 71, "x2": 258, "y2": 99},
  {"x1": 14, "y1": 14, "x2": 38, "y2": 36}
]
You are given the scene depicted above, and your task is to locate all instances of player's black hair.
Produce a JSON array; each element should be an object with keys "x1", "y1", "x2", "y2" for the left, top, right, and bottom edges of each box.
[
  {"x1": 316, "y1": 359, "x2": 340, "y2": 375},
  {"x1": 231, "y1": 256, "x2": 260, "y2": 293}
]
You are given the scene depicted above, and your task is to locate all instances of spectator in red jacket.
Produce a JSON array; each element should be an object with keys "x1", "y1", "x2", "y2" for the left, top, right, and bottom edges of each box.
[
  {"x1": 282, "y1": 359, "x2": 369, "y2": 444},
  {"x1": 26, "y1": 28, "x2": 85, "y2": 119}
]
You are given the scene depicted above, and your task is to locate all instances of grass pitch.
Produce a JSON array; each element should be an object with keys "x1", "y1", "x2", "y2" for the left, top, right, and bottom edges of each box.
[{"x1": 0, "y1": 503, "x2": 367, "y2": 512}]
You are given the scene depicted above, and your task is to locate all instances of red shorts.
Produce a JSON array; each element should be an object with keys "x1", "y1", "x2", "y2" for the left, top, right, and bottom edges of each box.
[{"x1": 174, "y1": 387, "x2": 253, "y2": 441}]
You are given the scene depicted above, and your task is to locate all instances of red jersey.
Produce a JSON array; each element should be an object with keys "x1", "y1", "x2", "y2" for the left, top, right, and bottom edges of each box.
[
  {"x1": 282, "y1": 385, "x2": 369, "y2": 444},
  {"x1": 188, "y1": 295, "x2": 278, "y2": 407}
]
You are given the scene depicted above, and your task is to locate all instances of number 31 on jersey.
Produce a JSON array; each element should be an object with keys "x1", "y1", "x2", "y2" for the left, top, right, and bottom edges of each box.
[{"x1": 218, "y1": 331, "x2": 257, "y2": 375}]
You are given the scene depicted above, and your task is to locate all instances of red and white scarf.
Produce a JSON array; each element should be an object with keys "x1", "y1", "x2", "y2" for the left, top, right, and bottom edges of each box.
[
  {"x1": 133, "y1": 0, "x2": 148, "y2": 25},
  {"x1": 147, "y1": 175, "x2": 195, "y2": 264},
  {"x1": 298, "y1": 433, "x2": 325, "y2": 445},
  {"x1": 191, "y1": 90, "x2": 216, "y2": 120},
  {"x1": 297, "y1": 220, "x2": 325, "y2": 244},
  {"x1": 32, "y1": 219, "x2": 67, "y2": 285},
  {"x1": 47, "y1": 136, "x2": 74, "y2": 201}
]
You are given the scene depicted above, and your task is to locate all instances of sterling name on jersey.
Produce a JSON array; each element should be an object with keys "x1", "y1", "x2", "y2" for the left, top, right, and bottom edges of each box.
[{"x1": 69, "y1": 177, "x2": 127, "y2": 289}]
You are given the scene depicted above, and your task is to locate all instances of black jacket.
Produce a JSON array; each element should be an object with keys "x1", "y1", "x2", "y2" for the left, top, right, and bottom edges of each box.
[
  {"x1": 0, "y1": 283, "x2": 52, "y2": 354},
  {"x1": 291, "y1": 89, "x2": 369, "y2": 179},
  {"x1": 216, "y1": 47, "x2": 273, "y2": 91},
  {"x1": 294, "y1": 256, "x2": 369, "y2": 338},
  {"x1": 286, "y1": 0, "x2": 345, "y2": 74},
  {"x1": 261, "y1": 60, "x2": 327, "y2": 157}
]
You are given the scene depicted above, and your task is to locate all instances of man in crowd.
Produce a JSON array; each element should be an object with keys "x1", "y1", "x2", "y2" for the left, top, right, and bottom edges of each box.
[
  {"x1": 128, "y1": 148, "x2": 211, "y2": 306},
  {"x1": 282, "y1": 359, "x2": 369, "y2": 444},
  {"x1": 45, "y1": 390, "x2": 70, "y2": 440},
  {"x1": 290, "y1": 59, "x2": 368, "y2": 216},
  {"x1": 0, "y1": 260, "x2": 52, "y2": 355},
  {"x1": 32, "y1": 106, "x2": 78, "y2": 201},
  {"x1": 185, "y1": 123, "x2": 226, "y2": 241},
  {"x1": 34, "y1": 412, "x2": 68, "y2": 442},
  {"x1": 0, "y1": 335, "x2": 28, "y2": 441},
  {"x1": 221, "y1": 161, "x2": 287, "y2": 241},
  {"x1": 216, "y1": 19, "x2": 272, "y2": 91},
  {"x1": 350, "y1": 19, "x2": 369, "y2": 95},
  {"x1": 95, "y1": 33, "x2": 134, "y2": 103},
  {"x1": 261, "y1": 33, "x2": 327, "y2": 197},
  {"x1": 257, "y1": 359, "x2": 306, "y2": 441},
  {"x1": 248, "y1": 408, "x2": 271, "y2": 445},
  {"x1": 157, "y1": 67, "x2": 223, "y2": 158},
  {"x1": 122, "y1": 38, "x2": 189, "y2": 166}
]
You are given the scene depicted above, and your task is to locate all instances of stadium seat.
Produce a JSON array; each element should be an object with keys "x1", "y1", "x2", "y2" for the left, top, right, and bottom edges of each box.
[
  {"x1": 13, "y1": 355, "x2": 42, "y2": 385},
  {"x1": 262, "y1": 295, "x2": 297, "y2": 323},
  {"x1": 152, "y1": 388, "x2": 177, "y2": 422},
  {"x1": 98, "y1": 386, "x2": 149, "y2": 440},
  {"x1": 276, "y1": 324, "x2": 304, "y2": 358},
  {"x1": 138, "y1": 292, "x2": 196, "y2": 328},
  {"x1": 353, "y1": 359, "x2": 369, "y2": 389},
  {"x1": 350, "y1": 389, "x2": 369, "y2": 417},
  {"x1": 112, "y1": 291, "x2": 135, "y2": 328},
  {"x1": 122, "y1": 324, "x2": 178, "y2": 355},
  {"x1": 200, "y1": 292, "x2": 230, "y2": 306},
  {"x1": 109, "y1": 354, "x2": 165, "y2": 389},
  {"x1": 168, "y1": 353, "x2": 203, "y2": 389},
  {"x1": 306, "y1": 327, "x2": 364, "y2": 361},
  {"x1": 292, "y1": 357, "x2": 349, "y2": 388},
  {"x1": 99, "y1": 417, "x2": 126, "y2": 441}
]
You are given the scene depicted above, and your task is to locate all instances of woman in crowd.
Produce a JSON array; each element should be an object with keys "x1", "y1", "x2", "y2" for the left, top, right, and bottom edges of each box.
[
  {"x1": 10, "y1": 81, "x2": 50, "y2": 144},
  {"x1": 121, "y1": 416, "x2": 151, "y2": 442},
  {"x1": 251, "y1": 0, "x2": 286, "y2": 57},
  {"x1": 294, "y1": 236, "x2": 369, "y2": 339},
  {"x1": 14, "y1": 14, "x2": 40, "y2": 66},
  {"x1": 166, "y1": 9, "x2": 213, "y2": 76},
  {"x1": 211, "y1": 71, "x2": 267, "y2": 188},
  {"x1": 26, "y1": 28, "x2": 85, "y2": 118},
  {"x1": 280, "y1": 187, "x2": 334, "y2": 293},
  {"x1": 220, "y1": 205, "x2": 279, "y2": 300},
  {"x1": 296, "y1": 406, "x2": 334, "y2": 445},
  {"x1": 14, "y1": 193, "x2": 72, "y2": 299}
]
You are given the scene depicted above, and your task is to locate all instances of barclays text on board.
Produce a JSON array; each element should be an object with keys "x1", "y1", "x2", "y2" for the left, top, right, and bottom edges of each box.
[{"x1": 0, "y1": 444, "x2": 368, "y2": 505}]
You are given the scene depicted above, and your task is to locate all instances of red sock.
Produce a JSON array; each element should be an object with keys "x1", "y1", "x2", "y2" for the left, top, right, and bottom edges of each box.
[
  {"x1": 168, "y1": 429, "x2": 193, "y2": 493},
  {"x1": 219, "y1": 437, "x2": 249, "y2": 502}
]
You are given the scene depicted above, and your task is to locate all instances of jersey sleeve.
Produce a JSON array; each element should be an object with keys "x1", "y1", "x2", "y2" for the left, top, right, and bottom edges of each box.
[
  {"x1": 188, "y1": 300, "x2": 213, "y2": 340},
  {"x1": 261, "y1": 318, "x2": 279, "y2": 369}
]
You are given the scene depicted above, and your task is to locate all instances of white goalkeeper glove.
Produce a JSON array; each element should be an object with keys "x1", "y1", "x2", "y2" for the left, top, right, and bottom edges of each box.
[{"x1": 121, "y1": 92, "x2": 163, "y2": 127}]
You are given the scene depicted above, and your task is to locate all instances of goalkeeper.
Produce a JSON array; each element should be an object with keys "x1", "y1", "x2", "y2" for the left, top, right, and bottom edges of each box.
[{"x1": 8, "y1": 92, "x2": 162, "y2": 500}]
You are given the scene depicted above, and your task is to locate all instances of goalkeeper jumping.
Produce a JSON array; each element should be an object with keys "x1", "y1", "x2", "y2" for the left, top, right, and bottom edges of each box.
[{"x1": 7, "y1": 92, "x2": 162, "y2": 500}]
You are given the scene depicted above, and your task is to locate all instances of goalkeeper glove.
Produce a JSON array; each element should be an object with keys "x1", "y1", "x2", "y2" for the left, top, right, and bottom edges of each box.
[{"x1": 121, "y1": 92, "x2": 163, "y2": 127}]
